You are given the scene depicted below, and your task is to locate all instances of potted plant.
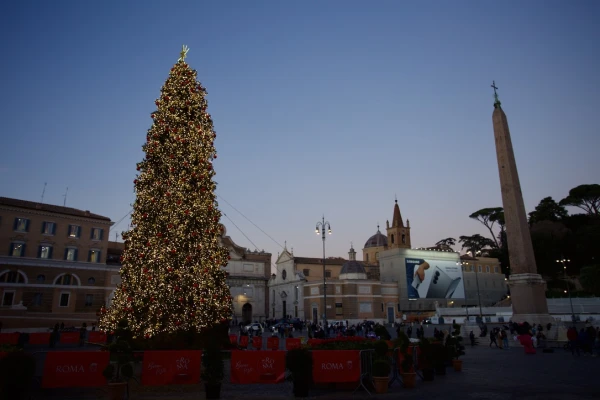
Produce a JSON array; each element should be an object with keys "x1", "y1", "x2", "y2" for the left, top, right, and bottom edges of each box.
[
  {"x1": 446, "y1": 322, "x2": 465, "y2": 371},
  {"x1": 0, "y1": 350, "x2": 35, "y2": 400},
  {"x1": 418, "y1": 337, "x2": 434, "y2": 381},
  {"x1": 372, "y1": 359, "x2": 391, "y2": 393},
  {"x1": 102, "y1": 339, "x2": 135, "y2": 400},
  {"x1": 201, "y1": 344, "x2": 224, "y2": 399},
  {"x1": 371, "y1": 340, "x2": 391, "y2": 393},
  {"x1": 286, "y1": 348, "x2": 312, "y2": 398},
  {"x1": 400, "y1": 353, "x2": 416, "y2": 389}
]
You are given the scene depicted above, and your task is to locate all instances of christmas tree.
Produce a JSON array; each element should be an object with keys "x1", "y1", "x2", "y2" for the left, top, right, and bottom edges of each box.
[{"x1": 99, "y1": 46, "x2": 232, "y2": 338}]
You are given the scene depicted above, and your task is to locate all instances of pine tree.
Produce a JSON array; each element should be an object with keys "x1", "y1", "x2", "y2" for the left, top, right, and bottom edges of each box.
[{"x1": 99, "y1": 46, "x2": 232, "y2": 338}]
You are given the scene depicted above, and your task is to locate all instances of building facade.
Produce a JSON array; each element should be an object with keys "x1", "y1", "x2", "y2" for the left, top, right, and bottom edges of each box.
[
  {"x1": 269, "y1": 246, "x2": 346, "y2": 321},
  {"x1": 0, "y1": 197, "x2": 117, "y2": 329},
  {"x1": 303, "y1": 246, "x2": 398, "y2": 325},
  {"x1": 220, "y1": 228, "x2": 271, "y2": 324}
]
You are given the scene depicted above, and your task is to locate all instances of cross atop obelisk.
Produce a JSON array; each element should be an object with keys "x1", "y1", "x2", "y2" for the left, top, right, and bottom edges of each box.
[{"x1": 490, "y1": 82, "x2": 550, "y2": 324}]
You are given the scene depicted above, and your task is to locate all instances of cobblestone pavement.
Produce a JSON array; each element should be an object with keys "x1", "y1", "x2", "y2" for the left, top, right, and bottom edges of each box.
[{"x1": 30, "y1": 343, "x2": 599, "y2": 400}]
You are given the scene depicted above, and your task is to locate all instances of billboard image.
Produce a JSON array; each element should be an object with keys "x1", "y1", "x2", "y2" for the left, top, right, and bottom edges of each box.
[{"x1": 405, "y1": 258, "x2": 465, "y2": 299}]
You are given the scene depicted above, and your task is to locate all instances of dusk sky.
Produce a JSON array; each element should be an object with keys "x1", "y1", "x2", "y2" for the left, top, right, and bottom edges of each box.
[{"x1": 1, "y1": 1, "x2": 598, "y2": 272}]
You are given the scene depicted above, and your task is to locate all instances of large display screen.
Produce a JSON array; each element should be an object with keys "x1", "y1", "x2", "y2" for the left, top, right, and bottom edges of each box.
[{"x1": 405, "y1": 258, "x2": 465, "y2": 299}]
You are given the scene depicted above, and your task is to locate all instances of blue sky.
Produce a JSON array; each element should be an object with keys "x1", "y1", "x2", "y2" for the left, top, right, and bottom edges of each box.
[{"x1": 1, "y1": 1, "x2": 598, "y2": 269}]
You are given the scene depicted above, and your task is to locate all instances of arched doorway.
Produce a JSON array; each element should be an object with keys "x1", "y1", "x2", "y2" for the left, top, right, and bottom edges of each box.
[{"x1": 242, "y1": 303, "x2": 252, "y2": 324}]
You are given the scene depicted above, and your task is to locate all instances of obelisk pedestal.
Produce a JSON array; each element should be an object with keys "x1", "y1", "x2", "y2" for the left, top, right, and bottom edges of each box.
[{"x1": 491, "y1": 83, "x2": 552, "y2": 325}]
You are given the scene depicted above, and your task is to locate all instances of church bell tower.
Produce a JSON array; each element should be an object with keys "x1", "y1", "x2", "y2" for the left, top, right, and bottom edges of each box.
[{"x1": 386, "y1": 199, "x2": 411, "y2": 249}]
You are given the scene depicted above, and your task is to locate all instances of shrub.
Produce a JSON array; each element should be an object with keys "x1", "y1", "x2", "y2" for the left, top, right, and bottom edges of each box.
[{"x1": 372, "y1": 359, "x2": 391, "y2": 377}]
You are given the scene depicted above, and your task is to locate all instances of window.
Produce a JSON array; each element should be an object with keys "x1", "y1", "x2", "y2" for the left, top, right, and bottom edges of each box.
[
  {"x1": 294, "y1": 285, "x2": 298, "y2": 300},
  {"x1": 2, "y1": 291, "x2": 15, "y2": 306},
  {"x1": 85, "y1": 294, "x2": 94, "y2": 307},
  {"x1": 494, "y1": 266, "x2": 499, "y2": 273},
  {"x1": 294, "y1": 305, "x2": 298, "y2": 318},
  {"x1": 365, "y1": 254, "x2": 369, "y2": 262},
  {"x1": 282, "y1": 270, "x2": 287, "y2": 280},
  {"x1": 335, "y1": 302, "x2": 343, "y2": 316},
  {"x1": 470, "y1": 265, "x2": 474, "y2": 272},
  {"x1": 381, "y1": 303, "x2": 384, "y2": 312},
  {"x1": 64, "y1": 248, "x2": 78, "y2": 261},
  {"x1": 37, "y1": 274, "x2": 45, "y2": 283},
  {"x1": 91, "y1": 228, "x2": 104, "y2": 241},
  {"x1": 55, "y1": 274, "x2": 79, "y2": 286},
  {"x1": 88, "y1": 250, "x2": 101, "y2": 263},
  {"x1": 41, "y1": 222, "x2": 56, "y2": 235},
  {"x1": 38, "y1": 245, "x2": 53, "y2": 259},
  {"x1": 303, "y1": 269, "x2": 310, "y2": 277},
  {"x1": 485, "y1": 265, "x2": 490, "y2": 272},
  {"x1": 88, "y1": 277, "x2": 96, "y2": 285},
  {"x1": 0, "y1": 271, "x2": 25, "y2": 283},
  {"x1": 391, "y1": 234, "x2": 395, "y2": 244},
  {"x1": 9, "y1": 243, "x2": 25, "y2": 257},
  {"x1": 13, "y1": 218, "x2": 29, "y2": 232},
  {"x1": 32, "y1": 293, "x2": 43, "y2": 306},
  {"x1": 401, "y1": 234, "x2": 406, "y2": 244},
  {"x1": 478, "y1": 265, "x2": 482, "y2": 272},
  {"x1": 68, "y1": 225, "x2": 81, "y2": 238},
  {"x1": 325, "y1": 270, "x2": 331, "y2": 278},
  {"x1": 59, "y1": 293, "x2": 70, "y2": 307}
]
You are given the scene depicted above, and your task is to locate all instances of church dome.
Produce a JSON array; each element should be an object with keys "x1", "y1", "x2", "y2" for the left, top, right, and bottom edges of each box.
[
  {"x1": 339, "y1": 259, "x2": 367, "y2": 280},
  {"x1": 364, "y1": 229, "x2": 388, "y2": 248}
]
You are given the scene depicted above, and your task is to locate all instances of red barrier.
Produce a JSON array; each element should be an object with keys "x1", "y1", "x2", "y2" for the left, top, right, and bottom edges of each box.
[
  {"x1": 267, "y1": 336, "x2": 279, "y2": 350},
  {"x1": 60, "y1": 331, "x2": 80, "y2": 344},
  {"x1": 312, "y1": 350, "x2": 360, "y2": 383},
  {"x1": 252, "y1": 336, "x2": 262, "y2": 350},
  {"x1": 239, "y1": 336, "x2": 249, "y2": 348},
  {"x1": 0, "y1": 332, "x2": 20, "y2": 344},
  {"x1": 229, "y1": 334, "x2": 238, "y2": 345},
  {"x1": 42, "y1": 351, "x2": 109, "y2": 388},
  {"x1": 308, "y1": 336, "x2": 366, "y2": 347},
  {"x1": 28, "y1": 332, "x2": 51, "y2": 345},
  {"x1": 230, "y1": 350, "x2": 285, "y2": 384},
  {"x1": 88, "y1": 331, "x2": 107, "y2": 343},
  {"x1": 285, "y1": 338, "x2": 301, "y2": 350},
  {"x1": 141, "y1": 350, "x2": 202, "y2": 386}
]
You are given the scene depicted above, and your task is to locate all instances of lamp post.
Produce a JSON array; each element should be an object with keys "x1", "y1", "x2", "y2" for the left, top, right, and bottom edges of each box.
[
  {"x1": 457, "y1": 260, "x2": 470, "y2": 321},
  {"x1": 556, "y1": 258, "x2": 576, "y2": 323},
  {"x1": 467, "y1": 251, "x2": 484, "y2": 319},
  {"x1": 315, "y1": 216, "x2": 332, "y2": 329}
]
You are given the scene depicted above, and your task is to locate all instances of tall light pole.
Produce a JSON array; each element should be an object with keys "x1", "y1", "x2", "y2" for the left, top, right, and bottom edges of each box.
[
  {"x1": 457, "y1": 260, "x2": 470, "y2": 321},
  {"x1": 315, "y1": 216, "x2": 331, "y2": 329},
  {"x1": 467, "y1": 251, "x2": 484, "y2": 319},
  {"x1": 556, "y1": 258, "x2": 576, "y2": 323}
]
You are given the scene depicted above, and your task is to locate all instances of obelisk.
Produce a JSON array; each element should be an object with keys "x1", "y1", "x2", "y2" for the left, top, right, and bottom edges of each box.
[{"x1": 491, "y1": 82, "x2": 551, "y2": 324}]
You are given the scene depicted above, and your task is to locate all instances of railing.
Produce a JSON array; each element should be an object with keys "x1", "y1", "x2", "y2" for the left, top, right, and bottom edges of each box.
[{"x1": 353, "y1": 349, "x2": 374, "y2": 396}]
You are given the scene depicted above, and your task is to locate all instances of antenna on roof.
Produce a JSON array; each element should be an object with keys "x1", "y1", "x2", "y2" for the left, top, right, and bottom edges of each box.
[
  {"x1": 63, "y1": 187, "x2": 69, "y2": 206},
  {"x1": 115, "y1": 231, "x2": 119, "y2": 242},
  {"x1": 40, "y1": 182, "x2": 47, "y2": 203}
]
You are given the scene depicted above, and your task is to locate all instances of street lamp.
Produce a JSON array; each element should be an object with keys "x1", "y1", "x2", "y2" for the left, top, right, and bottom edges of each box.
[
  {"x1": 556, "y1": 258, "x2": 576, "y2": 323},
  {"x1": 456, "y1": 260, "x2": 470, "y2": 321},
  {"x1": 315, "y1": 216, "x2": 332, "y2": 329},
  {"x1": 467, "y1": 251, "x2": 484, "y2": 319}
]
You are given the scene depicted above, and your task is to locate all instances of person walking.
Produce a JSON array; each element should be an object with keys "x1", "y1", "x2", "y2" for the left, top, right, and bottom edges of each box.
[{"x1": 567, "y1": 326, "x2": 579, "y2": 356}]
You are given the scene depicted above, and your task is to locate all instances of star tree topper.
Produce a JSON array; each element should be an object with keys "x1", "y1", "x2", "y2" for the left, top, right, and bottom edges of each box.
[{"x1": 178, "y1": 45, "x2": 189, "y2": 62}]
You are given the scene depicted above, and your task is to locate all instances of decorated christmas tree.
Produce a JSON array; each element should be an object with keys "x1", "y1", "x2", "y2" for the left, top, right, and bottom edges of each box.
[{"x1": 99, "y1": 46, "x2": 232, "y2": 338}]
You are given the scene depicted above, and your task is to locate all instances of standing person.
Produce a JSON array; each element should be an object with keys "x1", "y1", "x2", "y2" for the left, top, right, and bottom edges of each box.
[
  {"x1": 489, "y1": 329, "x2": 498, "y2": 348},
  {"x1": 469, "y1": 331, "x2": 476, "y2": 346},
  {"x1": 502, "y1": 329, "x2": 510, "y2": 349},
  {"x1": 407, "y1": 326, "x2": 412, "y2": 338},
  {"x1": 567, "y1": 326, "x2": 579, "y2": 356},
  {"x1": 498, "y1": 329, "x2": 504, "y2": 349}
]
